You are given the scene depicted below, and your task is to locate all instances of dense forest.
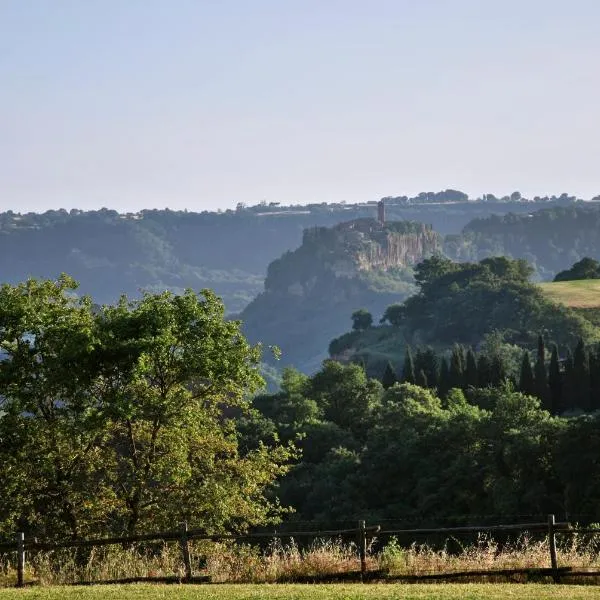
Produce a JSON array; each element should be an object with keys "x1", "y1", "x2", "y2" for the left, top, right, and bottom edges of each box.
[{"x1": 243, "y1": 363, "x2": 600, "y2": 523}]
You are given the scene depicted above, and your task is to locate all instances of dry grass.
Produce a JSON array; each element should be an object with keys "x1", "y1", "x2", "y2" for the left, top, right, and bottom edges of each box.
[
  {"x1": 539, "y1": 280, "x2": 600, "y2": 308},
  {"x1": 2, "y1": 533, "x2": 600, "y2": 586}
]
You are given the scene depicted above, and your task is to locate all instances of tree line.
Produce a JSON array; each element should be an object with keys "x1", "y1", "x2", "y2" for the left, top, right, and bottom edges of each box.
[{"x1": 381, "y1": 334, "x2": 600, "y2": 415}]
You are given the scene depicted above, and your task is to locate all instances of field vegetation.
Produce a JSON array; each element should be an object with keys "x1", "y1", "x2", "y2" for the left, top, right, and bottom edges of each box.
[
  {"x1": 539, "y1": 280, "x2": 600, "y2": 309},
  {"x1": 4, "y1": 534, "x2": 600, "y2": 587}
]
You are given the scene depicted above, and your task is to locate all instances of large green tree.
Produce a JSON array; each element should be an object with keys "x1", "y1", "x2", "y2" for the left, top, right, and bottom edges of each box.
[{"x1": 0, "y1": 278, "x2": 292, "y2": 538}]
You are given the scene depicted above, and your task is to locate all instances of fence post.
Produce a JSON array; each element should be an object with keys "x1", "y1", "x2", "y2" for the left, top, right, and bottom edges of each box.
[
  {"x1": 179, "y1": 522, "x2": 192, "y2": 582},
  {"x1": 547, "y1": 514, "x2": 559, "y2": 583},
  {"x1": 357, "y1": 520, "x2": 367, "y2": 580},
  {"x1": 16, "y1": 532, "x2": 24, "y2": 587}
]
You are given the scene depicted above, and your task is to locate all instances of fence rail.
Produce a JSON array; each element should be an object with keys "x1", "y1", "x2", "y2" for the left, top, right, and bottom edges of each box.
[{"x1": 5, "y1": 515, "x2": 600, "y2": 587}]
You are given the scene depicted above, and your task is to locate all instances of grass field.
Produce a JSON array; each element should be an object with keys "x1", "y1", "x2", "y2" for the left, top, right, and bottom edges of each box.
[
  {"x1": 539, "y1": 280, "x2": 600, "y2": 308},
  {"x1": 1, "y1": 584, "x2": 600, "y2": 600}
]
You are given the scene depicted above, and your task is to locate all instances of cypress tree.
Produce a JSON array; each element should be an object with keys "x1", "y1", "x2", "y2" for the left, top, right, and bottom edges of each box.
[
  {"x1": 381, "y1": 361, "x2": 397, "y2": 389},
  {"x1": 548, "y1": 344, "x2": 562, "y2": 414},
  {"x1": 477, "y1": 354, "x2": 492, "y2": 388},
  {"x1": 464, "y1": 348, "x2": 478, "y2": 388},
  {"x1": 519, "y1": 351, "x2": 535, "y2": 396},
  {"x1": 590, "y1": 344, "x2": 600, "y2": 411},
  {"x1": 449, "y1": 344, "x2": 465, "y2": 389},
  {"x1": 415, "y1": 347, "x2": 439, "y2": 389},
  {"x1": 563, "y1": 348, "x2": 575, "y2": 412},
  {"x1": 573, "y1": 338, "x2": 591, "y2": 411},
  {"x1": 416, "y1": 369, "x2": 428, "y2": 389},
  {"x1": 534, "y1": 334, "x2": 549, "y2": 405},
  {"x1": 490, "y1": 354, "x2": 506, "y2": 387},
  {"x1": 401, "y1": 346, "x2": 415, "y2": 384},
  {"x1": 438, "y1": 357, "x2": 451, "y2": 398}
]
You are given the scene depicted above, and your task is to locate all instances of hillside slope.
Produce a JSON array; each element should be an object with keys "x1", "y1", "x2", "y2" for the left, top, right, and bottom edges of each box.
[
  {"x1": 240, "y1": 219, "x2": 441, "y2": 372},
  {"x1": 329, "y1": 257, "x2": 600, "y2": 377},
  {"x1": 446, "y1": 204, "x2": 600, "y2": 279}
]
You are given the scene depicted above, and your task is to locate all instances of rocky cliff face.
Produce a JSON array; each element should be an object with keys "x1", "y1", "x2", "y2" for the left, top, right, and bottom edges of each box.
[
  {"x1": 301, "y1": 218, "x2": 441, "y2": 281},
  {"x1": 355, "y1": 228, "x2": 441, "y2": 271}
]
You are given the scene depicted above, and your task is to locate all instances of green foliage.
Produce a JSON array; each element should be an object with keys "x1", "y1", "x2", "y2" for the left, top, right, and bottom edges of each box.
[
  {"x1": 401, "y1": 256, "x2": 591, "y2": 348},
  {"x1": 308, "y1": 361, "x2": 382, "y2": 437},
  {"x1": 534, "y1": 335, "x2": 549, "y2": 408},
  {"x1": 380, "y1": 303, "x2": 404, "y2": 327},
  {"x1": 554, "y1": 257, "x2": 600, "y2": 282},
  {"x1": 518, "y1": 352, "x2": 534, "y2": 396},
  {"x1": 381, "y1": 362, "x2": 397, "y2": 389},
  {"x1": 243, "y1": 351, "x2": 600, "y2": 524},
  {"x1": 351, "y1": 309, "x2": 373, "y2": 331},
  {"x1": 0, "y1": 277, "x2": 293, "y2": 538},
  {"x1": 400, "y1": 347, "x2": 415, "y2": 384},
  {"x1": 548, "y1": 344, "x2": 562, "y2": 414}
]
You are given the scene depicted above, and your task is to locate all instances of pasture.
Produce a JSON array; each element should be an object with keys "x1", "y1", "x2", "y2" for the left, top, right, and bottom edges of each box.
[
  {"x1": 539, "y1": 280, "x2": 600, "y2": 308},
  {"x1": 0, "y1": 584, "x2": 599, "y2": 600}
]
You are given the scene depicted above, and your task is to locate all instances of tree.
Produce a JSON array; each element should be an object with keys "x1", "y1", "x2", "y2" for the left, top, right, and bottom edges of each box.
[
  {"x1": 309, "y1": 360, "x2": 382, "y2": 437},
  {"x1": 416, "y1": 369, "x2": 428, "y2": 389},
  {"x1": 548, "y1": 344, "x2": 562, "y2": 414},
  {"x1": 351, "y1": 309, "x2": 373, "y2": 331},
  {"x1": 519, "y1": 352, "x2": 534, "y2": 396},
  {"x1": 477, "y1": 354, "x2": 492, "y2": 388},
  {"x1": 0, "y1": 276, "x2": 108, "y2": 538},
  {"x1": 464, "y1": 348, "x2": 478, "y2": 389},
  {"x1": 534, "y1": 335, "x2": 549, "y2": 408},
  {"x1": 438, "y1": 357, "x2": 451, "y2": 398},
  {"x1": 400, "y1": 347, "x2": 416, "y2": 384},
  {"x1": 573, "y1": 338, "x2": 591, "y2": 411},
  {"x1": 449, "y1": 345, "x2": 465, "y2": 389},
  {"x1": 0, "y1": 280, "x2": 293, "y2": 538},
  {"x1": 381, "y1": 362, "x2": 397, "y2": 389},
  {"x1": 415, "y1": 347, "x2": 439, "y2": 389},
  {"x1": 563, "y1": 349, "x2": 575, "y2": 412},
  {"x1": 554, "y1": 257, "x2": 600, "y2": 282},
  {"x1": 589, "y1": 345, "x2": 600, "y2": 412},
  {"x1": 413, "y1": 256, "x2": 458, "y2": 289},
  {"x1": 95, "y1": 289, "x2": 293, "y2": 535},
  {"x1": 380, "y1": 304, "x2": 404, "y2": 327},
  {"x1": 490, "y1": 354, "x2": 507, "y2": 387}
]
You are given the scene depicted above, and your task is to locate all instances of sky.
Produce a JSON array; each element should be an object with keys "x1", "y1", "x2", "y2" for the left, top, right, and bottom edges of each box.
[{"x1": 1, "y1": 0, "x2": 600, "y2": 213}]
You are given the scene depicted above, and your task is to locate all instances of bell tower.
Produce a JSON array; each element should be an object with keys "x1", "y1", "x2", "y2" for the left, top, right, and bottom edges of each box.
[{"x1": 377, "y1": 199, "x2": 385, "y2": 224}]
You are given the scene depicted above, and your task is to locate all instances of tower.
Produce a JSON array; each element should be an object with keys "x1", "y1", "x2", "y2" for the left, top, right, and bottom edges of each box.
[{"x1": 377, "y1": 199, "x2": 385, "y2": 224}]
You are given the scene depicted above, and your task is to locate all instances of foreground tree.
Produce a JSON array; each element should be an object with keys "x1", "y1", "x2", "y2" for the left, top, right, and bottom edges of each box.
[{"x1": 0, "y1": 278, "x2": 293, "y2": 538}]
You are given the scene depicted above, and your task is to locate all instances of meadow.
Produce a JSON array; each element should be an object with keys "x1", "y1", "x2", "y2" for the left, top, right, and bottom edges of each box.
[{"x1": 539, "y1": 280, "x2": 600, "y2": 308}]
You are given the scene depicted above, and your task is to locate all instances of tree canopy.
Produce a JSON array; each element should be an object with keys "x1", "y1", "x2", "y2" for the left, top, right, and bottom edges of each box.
[{"x1": 0, "y1": 277, "x2": 293, "y2": 539}]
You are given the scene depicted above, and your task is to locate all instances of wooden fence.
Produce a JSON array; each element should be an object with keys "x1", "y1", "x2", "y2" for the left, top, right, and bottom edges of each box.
[{"x1": 3, "y1": 515, "x2": 600, "y2": 587}]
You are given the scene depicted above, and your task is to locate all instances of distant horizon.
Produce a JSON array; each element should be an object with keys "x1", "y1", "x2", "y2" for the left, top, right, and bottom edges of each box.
[{"x1": 3, "y1": 188, "x2": 598, "y2": 216}]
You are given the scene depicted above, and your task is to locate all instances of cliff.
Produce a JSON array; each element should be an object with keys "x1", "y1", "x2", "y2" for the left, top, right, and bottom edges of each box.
[{"x1": 240, "y1": 219, "x2": 440, "y2": 373}]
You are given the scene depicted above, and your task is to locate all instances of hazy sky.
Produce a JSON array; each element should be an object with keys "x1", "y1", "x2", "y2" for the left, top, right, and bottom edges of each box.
[{"x1": 2, "y1": 1, "x2": 599, "y2": 213}]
